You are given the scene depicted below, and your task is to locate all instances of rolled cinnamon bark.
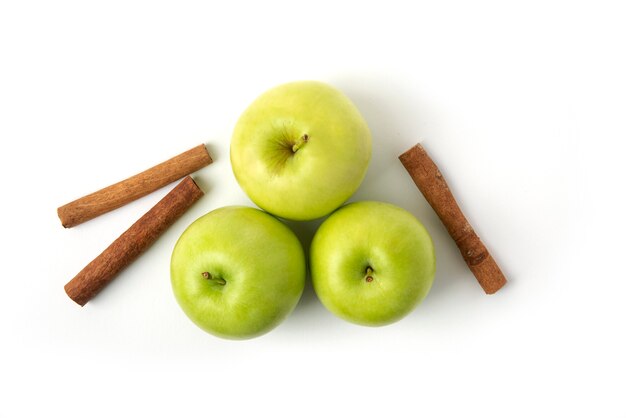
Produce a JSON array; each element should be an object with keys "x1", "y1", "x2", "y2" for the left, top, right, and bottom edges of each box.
[
  {"x1": 64, "y1": 176, "x2": 204, "y2": 306},
  {"x1": 58, "y1": 144, "x2": 212, "y2": 228},
  {"x1": 399, "y1": 143, "x2": 507, "y2": 294}
]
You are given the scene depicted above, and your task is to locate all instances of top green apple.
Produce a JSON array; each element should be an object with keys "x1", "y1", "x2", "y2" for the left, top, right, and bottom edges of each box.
[{"x1": 230, "y1": 81, "x2": 372, "y2": 221}]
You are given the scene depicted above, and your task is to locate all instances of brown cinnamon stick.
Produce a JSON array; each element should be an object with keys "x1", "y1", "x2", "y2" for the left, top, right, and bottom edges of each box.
[
  {"x1": 58, "y1": 144, "x2": 211, "y2": 228},
  {"x1": 64, "y1": 176, "x2": 204, "y2": 306},
  {"x1": 399, "y1": 143, "x2": 507, "y2": 294}
]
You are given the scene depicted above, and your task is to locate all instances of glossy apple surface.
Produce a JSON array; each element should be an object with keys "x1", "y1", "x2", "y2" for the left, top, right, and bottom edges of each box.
[
  {"x1": 170, "y1": 206, "x2": 306, "y2": 339},
  {"x1": 310, "y1": 201, "x2": 436, "y2": 326},
  {"x1": 230, "y1": 81, "x2": 371, "y2": 221}
]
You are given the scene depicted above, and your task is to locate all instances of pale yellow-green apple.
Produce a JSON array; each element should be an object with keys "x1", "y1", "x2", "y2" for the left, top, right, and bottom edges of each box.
[
  {"x1": 230, "y1": 81, "x2": 371, "y2": 221},
  {"x1": 310, "y1": 201, "x2": 436, "y2": 326},
  {"x1": 170, "y1": 206, "x2": 306, "y2": 339}
]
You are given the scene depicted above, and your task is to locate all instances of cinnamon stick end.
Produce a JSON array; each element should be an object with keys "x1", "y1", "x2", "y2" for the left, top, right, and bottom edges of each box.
[
  {"x1": 197, "y1": 144, "x2": 213, "y2": 165},
  {"x1": 64, "y1": 282, "x2": 88, "y2": 307},
  {"x1": 398, "y1": 143, "x2": 426, "y2": 166},
  {"x1": 469, "y1": 255, "x2": 508, "y2": 294},
  {"x1": 180, "y1": 176, "x2": 205, "y2": 201},
  {"x1": 57, "y1": 206, "x2": 72, "y2": 229}
]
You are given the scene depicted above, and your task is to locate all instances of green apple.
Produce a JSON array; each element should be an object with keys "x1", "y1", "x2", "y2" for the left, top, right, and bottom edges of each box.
[
  {"x1": 310, "y1": 201, "x2": 436, "y2": 326},
  {"x1": 170, "y1": 206, "x2": 306, "y2": 339},
  {"x1": 230, "y1": 81, "x2": 371, "y2": 221}
]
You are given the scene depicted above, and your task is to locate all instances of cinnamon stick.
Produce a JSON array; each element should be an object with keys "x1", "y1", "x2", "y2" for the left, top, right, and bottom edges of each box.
[
  {"x1": 64, "y1": 176, "x2": 204, "y2": 306},
  {"x1": 399, "y1": 143, "x2": 507, "y2": 294},
  {"x1": 57, "y1": 144, "x2": 212, "y2": 228}
]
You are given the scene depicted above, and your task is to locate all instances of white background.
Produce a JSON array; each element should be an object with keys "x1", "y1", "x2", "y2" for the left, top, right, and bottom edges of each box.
[{"x1": 1, "y1": 1, "x2": 624, "y2": 416}]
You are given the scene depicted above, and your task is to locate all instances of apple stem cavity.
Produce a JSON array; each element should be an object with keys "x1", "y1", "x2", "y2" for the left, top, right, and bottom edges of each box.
[
  {"x1": 202, "y1": 271, "x2": 226, "y2": 286},
  {"x1": 291, "y1": 134, "x2": 309, "y2": 153}
]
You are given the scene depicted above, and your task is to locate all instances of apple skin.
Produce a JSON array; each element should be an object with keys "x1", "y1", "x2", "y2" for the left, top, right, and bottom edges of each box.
[
  {"x1": 230, "y1": 81, "x2": 371, "y2": 221},
  {"x1": 310, "y1": 201, "x2": 436, "y2": 326},
  {"x1": 170, "y1": 206, "x2": 306, "y2": 339}
]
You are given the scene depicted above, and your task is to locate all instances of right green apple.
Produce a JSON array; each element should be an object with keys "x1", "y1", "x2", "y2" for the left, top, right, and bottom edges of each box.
[{"x1": 310, "y1": 201, "x2": 436, "y2": 326}]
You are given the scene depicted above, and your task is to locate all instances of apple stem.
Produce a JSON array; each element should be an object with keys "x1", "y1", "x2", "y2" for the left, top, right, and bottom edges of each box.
[
  {"x1": 291, "y1": 134, "x2": 309, "y2": 153},
  {"x1": 202, "y1": 271, "x2": 226, "y2": 285},
  {"x1": 365, "y1": 266, "x2": 374, "y2": 282}
]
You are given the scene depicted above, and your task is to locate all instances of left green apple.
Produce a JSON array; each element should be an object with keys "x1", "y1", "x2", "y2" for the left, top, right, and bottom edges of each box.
[{"x1": 170, "y1": 206, "x2": 306, "y2": 339}]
